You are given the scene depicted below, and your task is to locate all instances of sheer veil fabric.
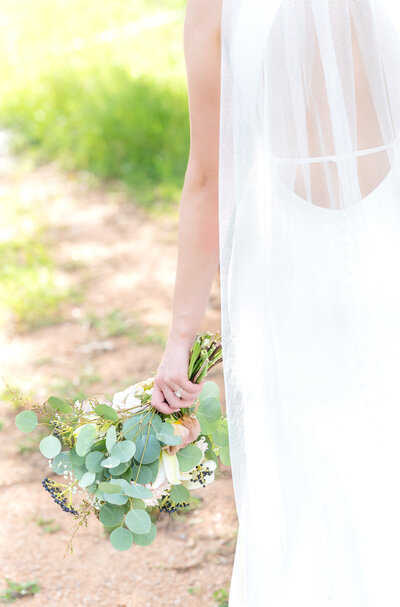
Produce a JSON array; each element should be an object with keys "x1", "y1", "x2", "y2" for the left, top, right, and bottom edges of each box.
[{"x1": 219, "y1": 1, "x2": 400, "y2": 605}]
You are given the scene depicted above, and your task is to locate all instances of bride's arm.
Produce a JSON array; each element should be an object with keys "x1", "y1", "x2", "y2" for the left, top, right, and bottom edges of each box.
[{"x1": 151, "y1": 0, "x2": 222, "y2": 414}]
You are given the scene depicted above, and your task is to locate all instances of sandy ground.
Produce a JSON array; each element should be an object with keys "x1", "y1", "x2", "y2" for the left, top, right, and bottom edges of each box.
[{"x1": 0, "y1": 157, "x2": 237, "y2": 606}]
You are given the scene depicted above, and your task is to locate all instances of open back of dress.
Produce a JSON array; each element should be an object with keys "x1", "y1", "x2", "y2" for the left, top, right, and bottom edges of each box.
[{"x1": 219, "y1": 1, "x2": 400, "y2": 605}]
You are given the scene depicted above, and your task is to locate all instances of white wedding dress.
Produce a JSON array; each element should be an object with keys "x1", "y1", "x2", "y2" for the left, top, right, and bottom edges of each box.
[{"x1": 218, "y1": 1, "x2": 400, "y2": 605}]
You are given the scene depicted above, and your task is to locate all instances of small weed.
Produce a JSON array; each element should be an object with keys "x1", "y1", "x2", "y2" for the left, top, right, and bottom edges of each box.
[
  {"x1": 212, "y1": 587, "x2": 229, "y2": 607},
  {"x1": 85, "y1": 309, "x2": 167, "y2": 347},
  {"x1": 35, "y1": 517, "x2": 60, "y2": 534},
  {"x1": 187, "y1": 586, "x2": 202, "y2": 595},
  {"x1": 0, "y1": 420, "x2": 3, "y2": 431},
  {"x1": 0, "y1": 578, "x2": 40, "y2": 603},
  {"x1": 17, "y1": 432, "x2": 46, "y2": 456}
]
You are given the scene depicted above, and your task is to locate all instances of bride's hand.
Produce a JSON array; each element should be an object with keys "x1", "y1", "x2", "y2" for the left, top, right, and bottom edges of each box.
[{"x1": 151, "y1": 334, "x2": 205, "y2": 415}]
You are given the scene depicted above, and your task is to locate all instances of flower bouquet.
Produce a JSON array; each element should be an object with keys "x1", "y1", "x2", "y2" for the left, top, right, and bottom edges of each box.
[{"x1": 14, "y1": 331, "x2": 230, "y2": 552}]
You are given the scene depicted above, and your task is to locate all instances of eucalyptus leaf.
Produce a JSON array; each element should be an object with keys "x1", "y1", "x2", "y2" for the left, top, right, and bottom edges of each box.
[
  {"x1": 39, "y1": 435, "x2": 61, "y2": 459},
  {"x1": 52, "y1": 452, "x2": 72, "y2": 475},
  {"x1": 199, "y1": 381, "x2": 220, "y2": 401},
  {"x1": 69, "y1": 447, "x2": 86, "y2": 466},
  {"x1": 111, "y1": 440, "x2": 136, "y2": 463},
  {"x1": 170, "y1": 484, "x2": 190, "y2": 504},
  {"x1": 132, "y1": 522, "x2": 157, "y2": 547},
  {"x1": 149, "y1": 413, "x2": 163, "y2": 433},
  {"x1": 122, "y1": 413, "x2": 146, "y2": 441},
  {"x1": 196, "y1": 396, "x2": 221, "y2": 435},
  {"x1": 110, "y1": 527, "x2": 133, "y2": 551},
  {"x1": 71, "y1": 465, "x2": 86, "y2": 481},
  {"x1": 156, "y1": 432, "x2": 182, "y2": 446},
  {"x1": 211, "y1": 418, "x2": 229, "y2": 447},
  {"x1": 48, "y1": 396, "x2": 73, "y2": 413},
  {"x1": 130, "y1": 498, "x2": 146, "y2": 510},
  {"x1": 101, "y1": 456, "x2": 121, "y2": 469},
  {"x1": 108, "y1": 461, "x2": 129, "y2": 476},
  {"x1": 123, "y1": 484, "x2": 153, "y2": 499},
  {"x1": 15, "y1": 410, "x2": 37, "y2": 433},
  {"x1": 85, "y1": 451, "x2": 105, "y2": 473},
  {"x1": 106, "y1": 426, "x2": 117, "y2": 453},
  {"x1": 94, "y1": 404, "x2": 119, "y2": 422},
  {"x1": 76, "y1": 424, "x2": 97, "y2": 457},
  {"x1": 99, "y1": 482, "x2": 122, "y2": 494},
  {"x1": 134, "y1": 434, "x2": 161, "y2": 465},
  {"x1": 131, "y1": 464, "x2": 152, "y2": 484},
  {"x1": 219, "y1": 446, "x2": 231, "y2": 466},
  {"x1": 78, "y1": 471, "x2": 96, "y2": 488},
  {"x1": 125, "y1": 509, "x2": 151, "y2": 535},
  {"x1": 176, "y1": 444, "x2": 203, "y2": 472},
  {"x1": 102, "y1": 489, "x2": 129, "y2": 505},
  {"x1": 99, "y1": 503, "x2": 125, "y2": 527}
]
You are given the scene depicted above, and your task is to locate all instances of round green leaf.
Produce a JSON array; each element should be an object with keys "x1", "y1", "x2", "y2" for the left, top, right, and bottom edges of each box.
[
  {"x1": 196, "y1": 397, "x2": 221, "y2": 434},
  {"x1": 102, "y1": 478, "x2": 129, "y2": 504},
  {"x1": 176, "y1": 444, "x2": 203, "y2": 472},
  {"x1": 219, "y1": 446, "x2": 231, "y2": 466},
  {"x1": 170, "y1": 484, "x2": 190, "y2": 504},
  {"x1": 149, "y1": 414, "x2": 163, "y2": 433},
  {"x1": 111, "y1": 440, "x2": 136, "y2": 463},
  {"x1": 131, "y1": 464, "x2": 152, "y2": 484},
  {"x1": 156, "y1": 432, "x2": 182, "y2": 446},
  {"x1": 69, "y1": 447, "x2": 85, "y2": 466},
  {"x1": 99, "y1": 481, "x2": 122, "y2": 495},
  {"x1": 108, "y1": 461, "x2": 129, "y2": 476},
  {"x1": 123, "y1": 484, "x2": 153, "y2": 499},
  {"x1": 52, "y1": 452, "x2": 72, "y2": 475},
  {"x1": 71, "y1": 465, "x2": 86, "y2": 481},
  {"x1": 85, "y1": 451, "x2": 105, "y2": 473},
  {"x1": 78, "y1": 471, "x2": 96, "y2": 488},
  {"x1": 99, "y1": 503, "x2": 125, "y2": 527},
  {"x1": 76, "y1": 424, "x2": 96, "y2": 456},
  {"x1": 134, "y1": 434, "x2": 161, "y2": 465},
  {"x1": 211, "y1": 418, "x2": 229, "y2": 447},
  {"x1": 101, "y1": 456, "x2": 120, "y2": 469},
  {"x1": 48, "y1": 396, "x2": 73, "y2": 413},
  {"x1": 122, "y1": 413, "x2": 146, "y2": 441},
  {"x1": 199, "y1": 381, "x2": 220, "y2": 401},
  {"x1": 15, "y1": 410, "x2": 38, "y2": 433},
  {"x1": 39, "y1": 435, "x2": 61, "y2": 459},
  {"x1": 110, "y1": 527, "x2": 133, "y2": 551},
  {"x1": 94, "y1": 404, "x2": 119, "y2": 422},
  {"x1": 132, "y1": 522, "x2": 157, "y2": 547},
  {"x1": 125, "y1": 509, "x2": 151, "y2": 535},
  {"x1": 131, "y1": 498, "x2": 146, "y2": 510},
  {"x1": 106, "y1": 426, "x2": 117, "y2": 453}
]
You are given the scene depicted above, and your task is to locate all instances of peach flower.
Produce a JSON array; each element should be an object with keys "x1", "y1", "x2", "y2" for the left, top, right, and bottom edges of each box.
[{"x1": 163, "y1": 414, "x2": 201, "y2": 456}]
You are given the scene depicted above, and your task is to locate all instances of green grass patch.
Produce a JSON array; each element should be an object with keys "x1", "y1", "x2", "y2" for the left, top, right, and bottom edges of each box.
[
  {"x1": 0, "y1": 0, "x2": 189, "y2": 211},
  {"x1": 0, "y1": 579, "x2": 40, "y2": 604},
  {"x1": 0, "y1": 230, "x2": 78, "y2": 330}
]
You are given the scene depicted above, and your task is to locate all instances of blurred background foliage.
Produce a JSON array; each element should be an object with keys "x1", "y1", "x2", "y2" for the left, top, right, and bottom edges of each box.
[
  {"x1": 0, "y1": 0, "x2": 189, "y2": 329},
  {"x1": 0, "y1": 0, "x2": 188, "y2": 208}
]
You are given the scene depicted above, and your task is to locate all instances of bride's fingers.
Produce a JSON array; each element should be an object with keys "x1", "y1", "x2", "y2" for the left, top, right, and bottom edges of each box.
[
  {"x1": 151, "y1": 380, "x2": 181, "y2": 415},
  {"x1": 161, "y1": 384, "x2": 194, "y2": 409}
]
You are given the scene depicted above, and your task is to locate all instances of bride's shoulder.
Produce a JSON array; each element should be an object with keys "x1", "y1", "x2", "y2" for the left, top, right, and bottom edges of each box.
[{"x1": 185, "y1": 0, "x2": 222, "y2": 45}]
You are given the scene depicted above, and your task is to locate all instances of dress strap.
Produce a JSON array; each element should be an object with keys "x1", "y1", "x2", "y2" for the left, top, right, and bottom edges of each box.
[{"x1": 271, "y1": 141, "x2": 396, "y2": 165}]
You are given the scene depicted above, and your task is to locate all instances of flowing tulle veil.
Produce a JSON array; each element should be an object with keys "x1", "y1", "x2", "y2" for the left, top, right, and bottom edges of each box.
[{"x1": 219, "y1": 1, "x2": 400, "y2": 603}]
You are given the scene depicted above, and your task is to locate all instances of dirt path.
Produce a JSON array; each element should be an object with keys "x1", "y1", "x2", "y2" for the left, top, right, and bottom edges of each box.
[{"x1": 0, "y1": 160, "x2": 237, "y2": 606}]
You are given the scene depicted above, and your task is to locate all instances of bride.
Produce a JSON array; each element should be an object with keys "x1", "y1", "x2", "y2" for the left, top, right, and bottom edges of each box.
[{"x1": 152, "y1": 1, "x2": 400, "y2": 605}]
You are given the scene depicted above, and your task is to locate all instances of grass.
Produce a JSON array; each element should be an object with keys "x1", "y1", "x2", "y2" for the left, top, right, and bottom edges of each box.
[
  {"x1": 0, "y1": 0, "x2": 189, "y2": 211},
  {"x1": 0, "y1": 579, "x2": 40, "y2": 603},
  {"x1": 85, "y1": 308, "x2": 168, "y2": 346},
  {"x1": 50, "y1": 367, "x2": 102, "y2": 402},
  {"x1": 35, "y1": 518, "x2": 60, "y2": 534},
  {"x1": 212, "y1": 587, "x2": 229, "y2": 607},
  {"x1": 0, "y1": 231, "x2": 77, "y2": 330}
]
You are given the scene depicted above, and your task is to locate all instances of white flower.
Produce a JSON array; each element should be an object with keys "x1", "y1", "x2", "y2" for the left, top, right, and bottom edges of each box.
[
  {"x1": 182, "y1": 459, "x2": 217, "y2": 489},
  {"x1": 112, "y1": 384, "x2": 145, "y2": 411}
]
